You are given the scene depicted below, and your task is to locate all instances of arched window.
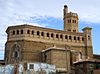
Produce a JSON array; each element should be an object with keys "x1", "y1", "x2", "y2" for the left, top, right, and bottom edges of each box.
[
  {"x1": 56, "y1": 34, "x2": 59, "y2": 38},
  {"x1": 88, "y1": 35, "x2": 91, "y2": 40},
  {"x1": 69, "y1": 36, "x2": 72, "y2": 40},
  {"x1": 14, "y1": 51, "x2": 18, "y2": 58},
  {"x1": 12, "y1": 30, "x2": 15, "y2": 35},
  {"x1": 37, "y1": 31, "x2": 40, "y2": 35},
  {"x1": 17, "y1": 30, "x2": 19, "y2": 34},
  {"x1": 31, "y1": 30, "x2": 34, "y2": 35},
  {"x1": 27, "y1": 30, "x2": 30, "y2": 34},
  {"x1": 82, "y1": 37, "x2": 84, "y2": 41},
  {"x1": 68, "y1": 19, "x2": 71, "y2": 23},
  {"x1": 60, "y1": 35, "x2": 63, "y2": 39},
  {"x1": 77, "y1": 37, "x2": 80, "y2": 41},
  {"x1": 21, "y1": 29, "x2": 23, "y2": 34},
  {"x1": 47, "y1": 33, "x2": 49, "y2": 37},
  {"x1": 41, "y1": 32, "x2": 44, "y2": 36},
  {"x1": 65, "y1": 35, "x2": 68, "y2": 39},
  {"x1": 73, "y1": 30, "x2": 76, "y2": 32},
  {"x1": 51, "y1": 33, "x2": 54, "y2": 38},
  {"x1": 74, "y1": 36, "x2": 76, "y2": 40}
]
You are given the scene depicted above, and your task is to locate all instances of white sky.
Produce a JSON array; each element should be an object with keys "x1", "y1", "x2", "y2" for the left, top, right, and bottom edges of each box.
[{"x1": 0, "y1": 0, "x2": 100, "y2": 58}]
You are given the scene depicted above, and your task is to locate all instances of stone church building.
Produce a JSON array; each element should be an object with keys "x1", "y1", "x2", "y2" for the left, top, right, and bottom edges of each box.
[{"x1": 4, "y1": 5, "x2": 93, "y2": 73}]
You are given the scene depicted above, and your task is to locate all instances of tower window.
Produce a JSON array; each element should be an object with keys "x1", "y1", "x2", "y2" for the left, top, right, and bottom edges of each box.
[
  {"x1": 17, "y1": 30, "x2": 19, "y2": 34},
  {"x1": 21, "y1": 30, "x2": 23, "y2": 34},
  {"x1": 27, "y1": 30, "x2": 30, "y2": 34},
  {"x1": 12, "y1": 30, "x2": 15, "y2": 35},
  {"x1": 47, "y1": 33, "x2": 49, "y2": 37},
  {"x1": 41, "y1": 32, "x2": 44, "y2": 36},
  {"x1": 69, "y1": 36, "x2": 72, "y2": 40},
  {"x1": 75, "y1": 20, "x2": 76, "y2": 23},
  {"x1": 73, "y1": 30, "x2": 76, "y2": 32},
  {"x1": 56, "y1": 34, "x2": 59, "y2": 38},
  {"x1": 73, "y1": 20, "x2": 74, "y2": 23},
  {"x1": 51, "y1": 33, "x2": 54, "y2": 38},
  {"x1": 37, "y1": 31, "x2": 40, "y2": 35},
  {"x1": 88, "y1": 35, "x2": 91, "y2": 40},
  {"x1": 68, "y1": 19, "x2": 71, "y2": 23},
  {"x1": 65, "y1": 35, "x2": 68, "y2": 39}
]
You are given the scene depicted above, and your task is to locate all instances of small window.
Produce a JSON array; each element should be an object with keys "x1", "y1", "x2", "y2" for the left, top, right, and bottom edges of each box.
[
  {"x1": 65, "y1": 35, "x2": 68, "y2": 39},
  {"x1": 51, "y1": 33, "x2": 54, "y2": 38},
  {"x1": 12, "y1": 30, "x2": 15, "y2": 35},
  {"x1": 27, "y1": 30, "x2": 30, "y2": 34},
  {"x1": 77, "y1": 37, "x2": 80, "y2": 41},
  {"x1": 29, "y1": 64, "x2": 34, "y2": 69},
  {"x1": 74, "y1": 36, "x2": 76, "y2": 40},
  {"x1": 21, "y1": 30, "x2": 23, "y2": 34},
  {"x1": 88, "y1": 35, "x2": 90, "y2": 40},
  {"x1": 69, "y1": 36, "x2": 72, "y2": 40},
  {"x1": 17, "y1": 30, "x2": 19, "y2": 34},
  {"x1": 14, "y1": 51, "x2": 19, "y2": 59},
  {"x1": 56, "y1": 34, "x2": 59, "y2": 38},
  {"x1": 47, "y1": 33, "x2": 49, "y2": 37},
  {"x1": 75, "y1": 20, "x2": 76, "y2": 23},
  {"x1": 41, "y1": 32, "x2": 44, "y2": 36},
  {"x1": 31, "y1": 30, "x2": 34, "y2": 35},
  {"x1": 68, "y1": 19, "x2": 71, "y2": 23},
  {"x1": 73, "y1": 20, "x2": 74, "y2": 23},
  {"x1": 82, "y1": 37, "x2": 84, "y2": 41},
  {"x1": 37, "y1": 31, "x2": 40, "y2": 35},
  {"x1": 60, "y1": 35, "x2": 63, "y2": 39},
  {"x1": 73, "y1": 30, "x2": 76, "y2": 32}
]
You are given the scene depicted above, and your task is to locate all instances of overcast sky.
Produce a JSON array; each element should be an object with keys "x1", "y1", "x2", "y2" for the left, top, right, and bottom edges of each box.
[{"x1": 0, "y1": 0, "x2": 100, "y2": 59}]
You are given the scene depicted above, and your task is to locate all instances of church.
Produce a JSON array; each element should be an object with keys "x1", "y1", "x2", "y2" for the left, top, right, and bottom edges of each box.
[{"x1": 4, "y1": 5, "x2": 97, "y2": 74}]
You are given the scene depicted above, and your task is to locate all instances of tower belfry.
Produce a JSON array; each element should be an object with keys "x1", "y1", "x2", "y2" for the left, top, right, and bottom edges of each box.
[{"x1": 63, "y1": 5, "x2": 78, "y2": 32}]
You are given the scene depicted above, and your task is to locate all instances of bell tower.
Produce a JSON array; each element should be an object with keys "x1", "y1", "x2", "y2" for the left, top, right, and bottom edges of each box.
[{"x1": 63, "y1": 5, "x2": 78, "y2": 32}]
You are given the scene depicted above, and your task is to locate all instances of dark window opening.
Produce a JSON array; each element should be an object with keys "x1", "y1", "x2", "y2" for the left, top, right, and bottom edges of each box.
[
  {"x1": 12, "y1": 30, "x2": 15, "y2": 35},
  {"x1": 51, "y1": 33, "x2": 54, "y2": 38},
  {"x1": 56, "y1": 34, "x2": 59, "y2": 38},
  {"x1": 65, "y1": 35, "x2": 68, "y2": 39},
  {"x1": 69, "y1": 36, "x2": 72, "y2": 40},
  {"x1": 31, "y1": 30, "x2": 34, "y2": 35},
  {"x1": 41, "y1": 32, "x2": 44, "y2": 36},
  {"x1": 29, "y1": 64, "x2": 34, "y2": 69},
  {"x1": 47, "y1": 33, "x2": 49, "y2": 37},
  {"x1": 74, "y1": 36, "x2": 76, "y2": 40},
  {"x1": 75, "y1": 20, "x2": 76, "y2": 23},
  {"x1": 68, "y1": 19, "x2": 71, "y2": 23},
  {"x1": 88, "y1": 35, "x2": 91, "y2": 40},
  {"x1": 73, "y1": 20, "x2": 74, "y2": 23},
  {"x1": 14, "y1": 51, "x2": 18, "y2": 58},
  {"x1": 21, "y1": 30, "x2": 23, "y2": 34},
  {"x1": 77, "y1": 37, "x2": 80, "y2": 41},
  {"x1": 37, "y1": 31, "x2": 40, "y2": 35},
  {"x1": 27, "y1": 30, "x2": 30, "y2": 34},
  {"x1": 60, "y1": 35, "x2": 63, "y2": 39},
  {"x1": 17, "y1": 30, "x2": 19, "y2": 34},
  {"x1": 82, "y1": 37, "x2": 84, "y2": 41},
  {"x1": 73, "y1": 30, "x2": 76, "y2": 32}
]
